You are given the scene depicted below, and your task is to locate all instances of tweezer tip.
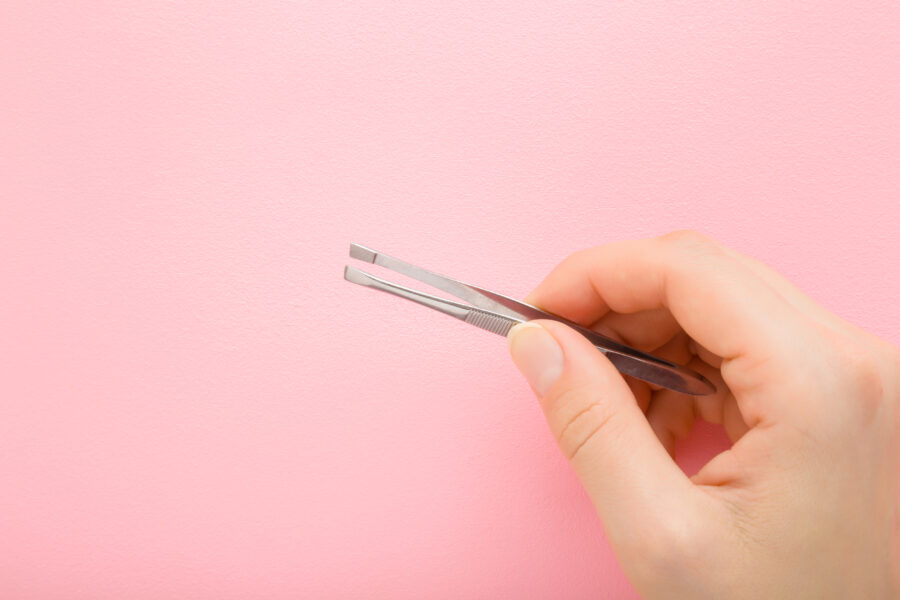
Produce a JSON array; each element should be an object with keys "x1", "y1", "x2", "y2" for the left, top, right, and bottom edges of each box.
[
  {"x1": 349, "y1": 243, "x2": 377, "y2": 263},
  {"x1": 695, "y1": 373, "x2": 718, "y2": 396},
  {"x1": 343, "y1": 265, "x2": 372, "y2": 286}
]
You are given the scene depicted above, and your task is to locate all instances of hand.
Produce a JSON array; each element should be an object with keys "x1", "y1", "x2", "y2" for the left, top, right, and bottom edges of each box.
[{"x1": 506, "y1": 230, "x2": 900, "y2": 599}]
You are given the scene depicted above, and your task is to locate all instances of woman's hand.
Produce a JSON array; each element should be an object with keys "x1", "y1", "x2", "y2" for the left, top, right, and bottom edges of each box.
[{"x1": 507, "y1": 230, "x2": 900, "y2": 598}]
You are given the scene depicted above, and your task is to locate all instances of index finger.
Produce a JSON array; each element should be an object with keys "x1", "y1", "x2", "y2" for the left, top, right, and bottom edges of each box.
[{"x1": 526, "y1": 231, "x2": 821, "y2": 405}]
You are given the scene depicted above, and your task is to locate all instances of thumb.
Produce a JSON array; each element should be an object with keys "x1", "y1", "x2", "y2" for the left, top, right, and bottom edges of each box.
[{"x1": 507, "y1": 320, "x2": 699, "y2": 546}]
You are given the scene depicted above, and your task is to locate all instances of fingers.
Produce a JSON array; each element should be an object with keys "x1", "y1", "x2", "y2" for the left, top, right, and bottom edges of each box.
[
  {"x1": 525, "y1": 230, "x2": 824, "y2": 424},
  {"x1": 689, "y1": 339, "x2": 723, "y2": 369},
  {"x1": 646, "y1": 388, "x2": 695, "y2": 458},
  {"x1": 594, "y1": 307, "x2": 682, "y2": 351},
  {"x1": 507, "y1": 319, "x2": 701, "y2": 548},
  {"x1": 645, "y1": 356, "x2": 749, "y2": 454}
]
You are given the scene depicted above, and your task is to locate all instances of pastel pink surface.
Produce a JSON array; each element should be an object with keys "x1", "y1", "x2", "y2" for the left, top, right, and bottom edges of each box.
[{"x1": 1, "y1": 2, "x2": 898, "y2": 597}]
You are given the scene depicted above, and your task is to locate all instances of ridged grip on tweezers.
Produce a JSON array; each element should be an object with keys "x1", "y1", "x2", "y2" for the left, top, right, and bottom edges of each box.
[{"x1": 464, "y1": 310, "x2": 516, "y2": 336}]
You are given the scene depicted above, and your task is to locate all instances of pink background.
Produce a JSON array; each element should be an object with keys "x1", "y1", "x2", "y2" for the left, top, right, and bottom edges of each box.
[{"x1": 2, "y1": 2, "x2": 898, "y2": 598}]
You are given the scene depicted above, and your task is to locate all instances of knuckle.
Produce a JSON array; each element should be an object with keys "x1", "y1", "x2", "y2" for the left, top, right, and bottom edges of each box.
[
  {"x1": 825, "y1": 334, "x2": 885, "y2": 419},
  {"x1": 568, "y1": 247, "x2": 598, "y2": 271},
  {"x1": 562, "y1": 247, "x2": 592, "y2": 266},
  {"x1": 844, "y1": 346, "x2": 884, "y2": 411},
  {"x1": 658, "y1": 231, "x2": 727, "y2": 282},
  {"x1": 659, "y1": 229, "x2": 721, "y2": 255}
]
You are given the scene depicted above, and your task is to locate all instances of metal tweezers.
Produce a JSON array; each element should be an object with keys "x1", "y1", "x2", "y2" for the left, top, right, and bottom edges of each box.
[{"x1": 344, "y1": 243, "x2": 715, "y2": 395}]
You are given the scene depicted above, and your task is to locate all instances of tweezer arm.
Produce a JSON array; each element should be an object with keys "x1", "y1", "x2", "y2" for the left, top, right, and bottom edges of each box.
[
  {"x1": 345, "y1": 244, "x2": 717, "y2": 396},
  {"x1": 352, "y1": 243, "x2": 673, "y2": 363},
  {"x1": 350, "y1": 243, "x2": 515, "y2": 317},
  {"x1": 344, "y1": 266, "x2": 519, "y2": 336},
  {"x1": 345, "y1": 266, "x2": 470, "y2": 319},
  {"x1": 350, "y1": 244, "x2": 663, "y2": 359}
]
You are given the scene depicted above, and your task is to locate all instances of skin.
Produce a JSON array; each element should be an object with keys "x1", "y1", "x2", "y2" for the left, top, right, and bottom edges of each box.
[{"x1": 506, "y1": 230, "x2": 900, "y2": 598}]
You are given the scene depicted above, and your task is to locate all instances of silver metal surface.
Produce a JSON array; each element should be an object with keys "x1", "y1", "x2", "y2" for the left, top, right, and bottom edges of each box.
[
  {"x1": 349, "y1": 243, "x2": 516, "y2": 317},
  {"x1": 344, "y1": 244, "x2": 716, "y2": 396}
]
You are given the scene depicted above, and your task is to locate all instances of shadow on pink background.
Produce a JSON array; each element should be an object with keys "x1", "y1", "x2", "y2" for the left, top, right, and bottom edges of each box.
[{"x1": 1, "y1": 2, "x2": 898, "y2": 598}]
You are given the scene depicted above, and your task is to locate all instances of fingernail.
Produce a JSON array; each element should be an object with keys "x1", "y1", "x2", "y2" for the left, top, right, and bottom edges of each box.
[{"x1": 507, "y1": 322, "x2": 564, "y2": 396}]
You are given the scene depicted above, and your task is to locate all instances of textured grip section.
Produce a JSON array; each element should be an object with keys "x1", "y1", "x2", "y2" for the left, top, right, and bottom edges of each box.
[{"x1": 464, "y1": 310, "x2": 516, "y2": 336}]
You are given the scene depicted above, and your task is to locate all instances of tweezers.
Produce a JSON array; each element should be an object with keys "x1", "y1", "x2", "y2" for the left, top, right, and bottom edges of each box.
[{"x1": 343, "y1": 243, "x2": 715, "y2": 396}]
